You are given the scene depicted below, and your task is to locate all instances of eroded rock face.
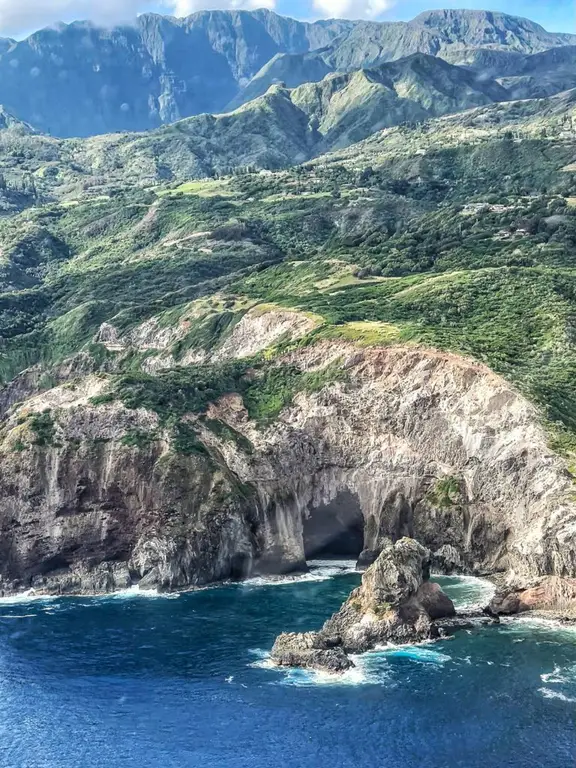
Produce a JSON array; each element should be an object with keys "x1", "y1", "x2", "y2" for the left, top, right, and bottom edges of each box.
[
  {"x1": 270, "y1": 539, "x2": 456, "y2": 673},
  {"x1": 0, "y1": 341, "x2": 575, "y2": 595},
  {"x1": 490, "y1": 576, "x2": 576, "y2": 618},
  {"x1": 321, "y1": 539, "x2": 455, "y2": 652}
]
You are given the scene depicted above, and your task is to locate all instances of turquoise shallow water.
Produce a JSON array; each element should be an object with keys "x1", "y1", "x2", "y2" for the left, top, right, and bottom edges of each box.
[{"x1": 0, "y1": 563, "x2": 575, "y2": 768}]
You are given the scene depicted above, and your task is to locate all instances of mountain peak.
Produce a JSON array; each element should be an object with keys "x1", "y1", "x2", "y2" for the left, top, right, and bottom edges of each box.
[
  {"x1": 414, "y1": 8, "x2": 548, "y2": 33},
  {"x1": 411, "y1": 8, "x2": 572, "y2": 53}
]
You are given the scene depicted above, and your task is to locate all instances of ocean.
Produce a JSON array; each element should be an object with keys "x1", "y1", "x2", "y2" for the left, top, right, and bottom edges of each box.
[{"x1": 0, "y1": 562, "x2": 574, "y2": 768}]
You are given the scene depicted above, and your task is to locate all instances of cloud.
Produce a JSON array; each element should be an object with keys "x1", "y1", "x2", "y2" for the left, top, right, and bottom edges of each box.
[
  {"x1": 0, "y1": 0, "x2": 156, "y2": 34},
  {"x1": 166, "y1": 0, "x2": 275, "y2": 13},
  {"x1": 312, "y1": 0, "x2": 395, "y2": 19},
  {"x1": 0, "y1": 0, "x2": 277, "y2": 36}
]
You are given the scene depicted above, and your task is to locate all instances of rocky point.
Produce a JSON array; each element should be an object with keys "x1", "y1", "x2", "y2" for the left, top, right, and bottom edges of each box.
[{"x1": 271, "y1": 538, "x2": 459, "y2": 674}]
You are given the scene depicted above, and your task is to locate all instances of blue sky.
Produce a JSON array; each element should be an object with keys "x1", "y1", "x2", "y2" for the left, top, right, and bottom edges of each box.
[{"x1": 272, "y1": 1, "x2": 574, "y2": 31}]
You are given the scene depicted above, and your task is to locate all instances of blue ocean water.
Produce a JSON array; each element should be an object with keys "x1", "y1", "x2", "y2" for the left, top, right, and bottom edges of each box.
[{"x1": 0, "y1": 563, "x2": 575, "y2": 768}]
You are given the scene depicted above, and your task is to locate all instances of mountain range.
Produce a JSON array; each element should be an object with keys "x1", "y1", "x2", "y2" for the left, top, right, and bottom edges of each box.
[{"x1": 0, "y1": 8, "x2": 574, "y2": 138}]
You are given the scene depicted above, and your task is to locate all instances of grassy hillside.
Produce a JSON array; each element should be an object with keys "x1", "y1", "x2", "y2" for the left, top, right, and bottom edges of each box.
[
  {"x1": 0, "y1": 88, "x2": 576, "y2": 454},
  {"x1": 0, "y1": 55, "x2": 550, "y2": 207}
]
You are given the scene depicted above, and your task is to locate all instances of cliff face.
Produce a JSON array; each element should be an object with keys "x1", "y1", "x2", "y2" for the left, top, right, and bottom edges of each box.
[
  {"x1": 0, "y1": 11, "x2": 351, "y2": 137},
  {"x1": 0, "y1": 376, "x2": 262, "y2": 594},
  {"x1": 0, "y1": 340, "x2": 574, "y2": 595}
]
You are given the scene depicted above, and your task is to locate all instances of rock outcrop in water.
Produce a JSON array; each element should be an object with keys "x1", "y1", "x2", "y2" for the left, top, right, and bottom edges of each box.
[
  {"x1": 271, "y1": 539, "x2": 456, "y2": 673},
  {"x1": 0, "y1": 337, "x2": 575, "y2": 596}
]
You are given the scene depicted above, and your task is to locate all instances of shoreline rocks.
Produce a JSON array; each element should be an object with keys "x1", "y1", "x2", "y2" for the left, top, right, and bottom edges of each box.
[
  {"x1": 490, "y1": 576, "x2": 576, "y2": 619},
  {"x1": 270, "y1": 632, "x2": 355, "y2": 673}
]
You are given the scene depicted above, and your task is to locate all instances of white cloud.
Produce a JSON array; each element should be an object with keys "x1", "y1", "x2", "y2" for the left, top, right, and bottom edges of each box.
[
  {"x1": 312, "y1": 0, "x2": 394, "y2": 19},
  {"x1": 166, "y1": 0, "x2": 275, "y2": 14},
  {"x1": 0, "y1": 0, "x2": 155, "y2": 35},
  {"x1": 0, "y1": 0, "x2": 277, "y2": 37}
]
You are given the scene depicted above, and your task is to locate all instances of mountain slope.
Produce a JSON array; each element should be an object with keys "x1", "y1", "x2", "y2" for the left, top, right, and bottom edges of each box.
[
  {"x1": 0, "y1": 54, "x2": 513, "y2": 200},
  {"x1": 233, "y1": 9, "x2": 576, "y2": 108},
  {"x1": 291, "y1": 53, "x2": 509, "y2": 151},
  {"x1": 0, "y1": 10, "x2": 351, "y2": 138},
  {"x1": 0, "y1": 8, "x2": 573, "y2": 138},
  {"x1": 496, "y1": 46, "x2": 576, "y2": 99},
  {"x1": 413, "y1": 9, "x2": 576, "y2": 52}
]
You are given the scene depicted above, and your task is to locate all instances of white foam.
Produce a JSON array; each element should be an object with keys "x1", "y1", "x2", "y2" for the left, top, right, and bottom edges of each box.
[
  {"x1": 435, "y1": 574, "x2": 496, "y2": 611},
  {"x1": 0, "y1": 584, "x2": 180, "y2": 608},
  {"x1": 108, "y1": 585, "x2": 180, "y2": 600},
  {"x1": 278, "y1": 653, "x2": 389, "y2": 687},
  {"x1": 249, "y1": 640, "x2": 450, "y2": 687},
  {"x1": 0, "y1": 590, "x2": 58, "y2": 606},
  {"x1": 248, "y1": 647, "x2": 386, "y2": 686},
  {"x1": 502, "y1": 615, "x2": 576, "y2": 637},
  {"x1": 242, "y1": 560, "x2": 358, "y2": 588},
  {"x1": 375, "y1": 644, "x2": 452, "y2": 665},
  {"x1": 538, "y1": 687, "x2": 576, "y2": 703},
  {"x1": 541, "y1": 666, "x2": 569, "y2": 684}
]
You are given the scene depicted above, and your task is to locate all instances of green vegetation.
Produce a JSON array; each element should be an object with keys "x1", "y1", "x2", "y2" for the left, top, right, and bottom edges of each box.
[
  {"x1": 120, "y1": 429, "x2": 159, "y2": 449},
  {"x1": 2, "y1": 91, "x2": 576, "y2": 459},
  {"x1": 242, "y1": 361, "x2": 344, "y2": 424},
  {"x1": 427, "y1": 476, "x2": 462, "y2": 509},
  {"x1": 203, "y1": 418, "x2": 254, "y2": 454},
  {"x1": 171, "y1": 423, "x2": 210, "y2": 457},
  {"x1": 28, "y1": 409, "x2": 58, "y2": 447},
  {"x1": 109, "y1": 362, "x2": 251, "y2": 424}
]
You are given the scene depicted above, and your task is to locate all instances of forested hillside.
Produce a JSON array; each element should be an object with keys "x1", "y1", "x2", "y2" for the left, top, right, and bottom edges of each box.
[{"x1": 1, "y1": 78, "x2": 576, "y2": 455}]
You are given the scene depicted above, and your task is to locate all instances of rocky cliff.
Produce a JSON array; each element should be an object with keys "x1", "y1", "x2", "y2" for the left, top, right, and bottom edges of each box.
[
  {"x1": 0, "y1": 336, "x2": 574, "y2": 597},
  {"x1": 0, "y1": 11, "x2": 351, "y2": 137}
]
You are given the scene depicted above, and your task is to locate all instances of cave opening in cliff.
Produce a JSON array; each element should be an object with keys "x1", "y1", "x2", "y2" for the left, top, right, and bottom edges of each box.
[{"x1": 303, "y1": 490, "x2": 365, "y2": 560}]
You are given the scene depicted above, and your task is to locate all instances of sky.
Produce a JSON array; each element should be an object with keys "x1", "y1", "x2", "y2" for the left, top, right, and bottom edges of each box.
[{"x1": 0, "y1": 0, "x2": 573, "y2": 38}]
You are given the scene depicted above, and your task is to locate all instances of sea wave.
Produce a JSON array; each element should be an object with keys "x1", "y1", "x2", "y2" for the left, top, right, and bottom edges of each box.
[
  {"x1": 107, "y1": 585, "x2": 181, "y2": 600},
  {"x1": 502, "y1": 615, "x2": 576, "y2": 639},
  {"x1": 374, "y1": 644, "x2": 452, "y2": 665},
  {"x1": 538, "y1": 687, "x2": 576, "y2": 703},
  {"x1": 0, "y1": 584, "x2": 181, "y2": 608},
  {"x1": 541, "y1": 663, "x2": 576, "y2": 684},
  {"x1": 435, "y1": 574, "x2": 496, "y2": 611},
  {"x1": 0, "y1": 590, "x2": 59, "y2": 606},
  {"x1": 242, "y1": 560, "x2": 358, "y2": 588},
  {"x1": 250, "y1": 649, "x2": 390, "y2": 687},
  {"x1": 248, "y1": 640, "x2": 451, "y2": 687}
]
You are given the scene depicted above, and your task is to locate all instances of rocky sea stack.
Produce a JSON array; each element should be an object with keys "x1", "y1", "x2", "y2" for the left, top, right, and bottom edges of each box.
[{"x1": 271, "y1": 538, "x2": 457, "y2": 674}]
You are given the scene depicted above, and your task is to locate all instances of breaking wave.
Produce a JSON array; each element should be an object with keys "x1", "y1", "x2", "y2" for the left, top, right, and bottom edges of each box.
[
  {"x1": 0, "y1": 584, "x2": 181, "y2": 607},
  {"x1": 242, "y1": 560, "x2": 358, "y2": 588},
  {"x1": 107, "y1": 586, "x2": 181, "y2": 600},
  {"x1": 0, "y1": 590, "x2": 59, "y2": 606},
  {"x1": 434, "y1": 574, "x2": 496, "y2": 612},
  {"x1": 249, "y1": 639, "x2": 452, "y2": 687},
  {"x1": 248, "y1": 647, "x2": 390, "y2": 686},
  {"x1": 375, "y1": 644, "x2": 452, "y2": 665},
  {"x1": 538, "y1": 688, "x2": 576, "y2": 703}
]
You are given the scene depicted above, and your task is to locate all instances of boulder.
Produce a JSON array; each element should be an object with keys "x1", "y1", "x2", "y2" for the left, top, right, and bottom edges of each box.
[
  {"x1": 431, "y1": 544, "x2": 464, "y2": 574},
  {"x1": 270, "y1": 632, "x2": 354, "y2": 673},
  {"x1": 416, "y1": 581, "x2": 457, "y2": 620}
]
